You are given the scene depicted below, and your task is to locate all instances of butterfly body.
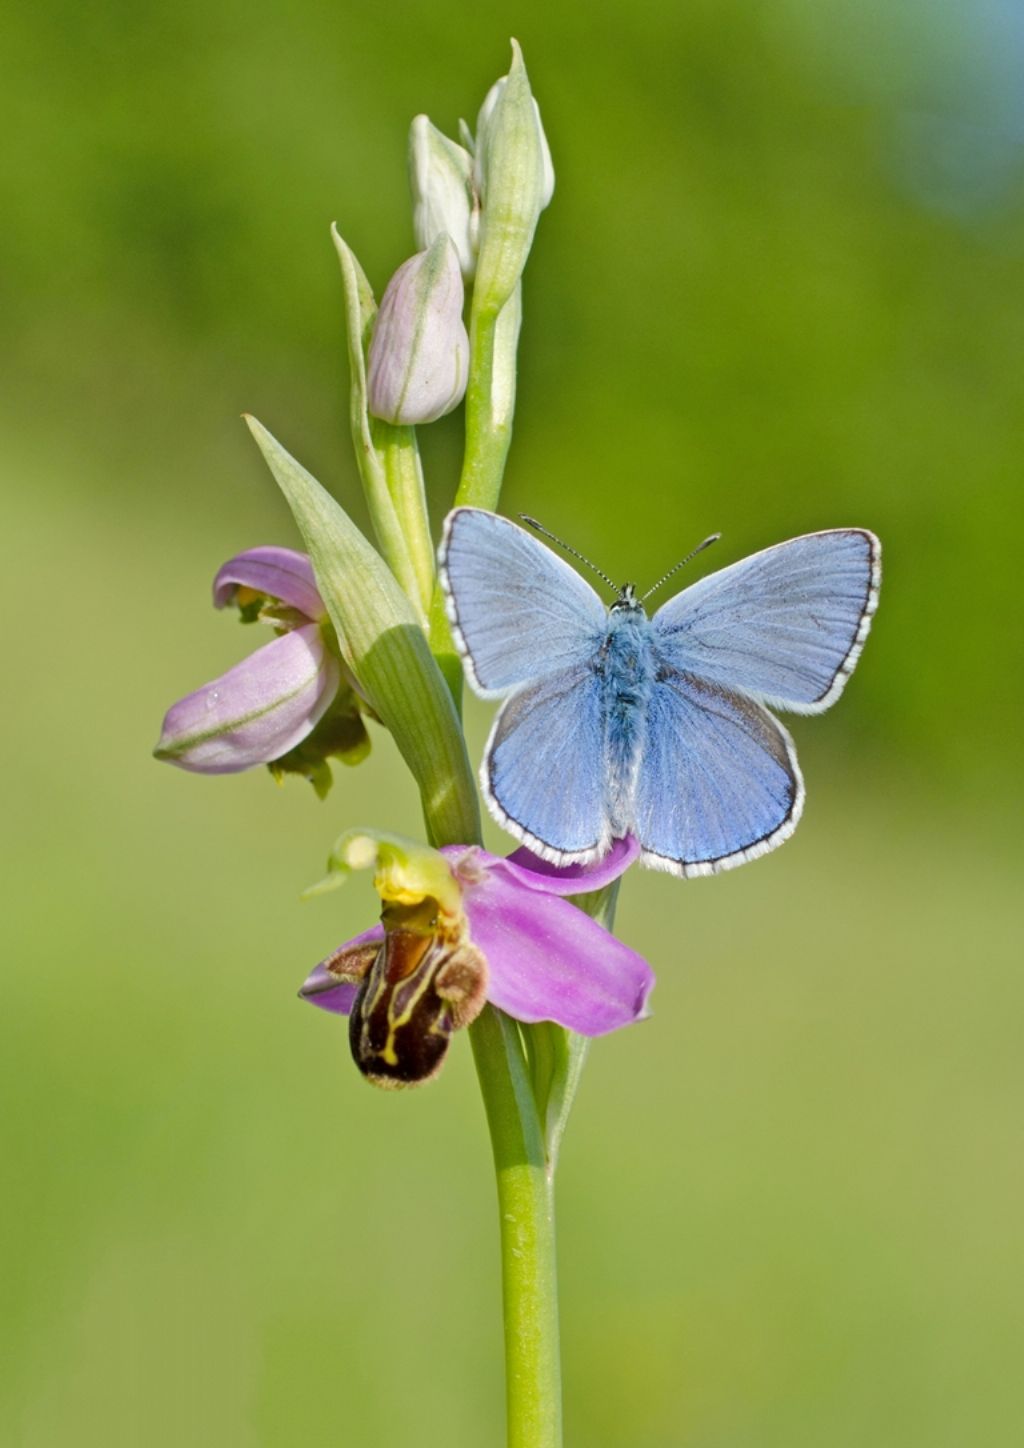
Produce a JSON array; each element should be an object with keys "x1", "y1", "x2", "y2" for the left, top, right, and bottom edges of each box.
[
  {"x1": 439, "y1": 509, "x2": 880, "y2": 878},
  {"x1": 597, "y1": 596, "x2": 655, "y2": 833}
]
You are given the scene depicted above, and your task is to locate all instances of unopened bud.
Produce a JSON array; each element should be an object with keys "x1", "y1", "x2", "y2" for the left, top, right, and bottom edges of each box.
[
  {"x1": 366, "y1": 236, "x2": 469, "y2": 426},
  {"x1": 475, "y1": 67, "x2": 554, "y2": 210},
  {"x1": 472, "y1": 41, "x2": 554, "y2": 314},
  {"x1": 409, "y1": 115, "x2": 479, "y2": 278}
]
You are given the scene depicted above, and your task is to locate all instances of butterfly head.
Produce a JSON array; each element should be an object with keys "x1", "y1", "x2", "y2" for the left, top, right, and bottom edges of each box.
[{"x1": 611, "y1": 582, "x2": 643, "y2": 614}]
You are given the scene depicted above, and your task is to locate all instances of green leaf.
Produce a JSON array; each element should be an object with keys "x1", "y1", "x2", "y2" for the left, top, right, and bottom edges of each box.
[
  {"x1": 522, "y1": 1021, "x2": 589, "y2": 1173},
  {"x1": 245, "y1": 415, "x2": 480, "y2": 848}
]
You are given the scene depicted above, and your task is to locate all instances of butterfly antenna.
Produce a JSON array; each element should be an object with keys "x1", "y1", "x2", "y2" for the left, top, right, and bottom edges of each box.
[
  {"x1": 519, "y1": 515, "x2": 619, "y2": 594},
  {"x1": 641, "y1": 533, "x2": 722, "y2": 603}
]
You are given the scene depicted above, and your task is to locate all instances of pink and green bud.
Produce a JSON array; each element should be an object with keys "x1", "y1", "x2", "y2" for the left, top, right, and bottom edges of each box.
[
  {"x1": 366, "y1": 236, "x2": 469, "y2": 426},
  {"x1": 154, "y1": 546, "x2": 369, "y2": 789},
  {"x1": 409, "y1": 115, "x2": 479, "y2": 278}
]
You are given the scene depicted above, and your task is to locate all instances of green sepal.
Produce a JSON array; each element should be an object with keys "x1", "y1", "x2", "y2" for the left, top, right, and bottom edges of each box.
[
  {"x1": 236, "y1": 596, "x2": 265, "y2": 624},
  {"x1": 450, "y1": 281, "x2": 523, "y2": 515},
  {"x1": 269, "y1": 755, "x2": 332, "y2": 800},
  {"x1": 245, "y1": 415, "x2": 480, "y2": 848},
  {"x1": 267, "y1": 683, "x2": 371, "y2": 797}
]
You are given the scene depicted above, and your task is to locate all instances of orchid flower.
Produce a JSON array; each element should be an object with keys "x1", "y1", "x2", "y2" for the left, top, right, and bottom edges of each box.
[
  {"x1": 154, "y1": 546, "x2": 369, "y2": 794},
  {"x1": 299, "y1": 831, "x2": 653, "y2": 1088}
]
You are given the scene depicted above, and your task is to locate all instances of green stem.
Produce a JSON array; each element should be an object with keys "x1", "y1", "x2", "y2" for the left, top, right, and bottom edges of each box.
[
  {"x1": 420, "y1": 712, "x2": 561, "y2": 1446},
  {"x1": 428, "y1": 584, "x2": 465, "y2": 705},
  {"x1": 425, "y1": 815, "x2": 562, "y2": 1446},
  {"x1": 455, "y1": 284, "x2": 522, "y2": 511},
  {"x1": 470, "y1": 1008, "x2": 562, "y2": 1448},
  {"x1": 418, "y1": 634, "x2": 561, "y2": 1444},
  {"x1": 430, "y1": 284, "x2": 524, "y2": 696},
  {"x1": 373, "y1": 420, "x2": 436, "y2": 622},
  {"x1": 426, "y1": 263, "x2": 554, "y2": 1445}
]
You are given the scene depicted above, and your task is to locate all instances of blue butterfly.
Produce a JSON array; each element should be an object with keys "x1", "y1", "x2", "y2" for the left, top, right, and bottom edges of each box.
[{"x1": 439, "y1": 508, "x2": 881, "y2": 877}]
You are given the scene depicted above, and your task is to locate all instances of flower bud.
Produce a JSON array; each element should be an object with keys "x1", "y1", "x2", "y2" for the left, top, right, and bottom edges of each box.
[
  {"x1": 409, "y1": 115, "x2": 479, "y2": 278},
  {"x1": 366, "y1": 236, "x2": 469, "y2": 425},
  {"x1": 472, "y1": 41, "x2": 554, "y2": 315},
  {"x1": 475, "y1": 68, "x2": 554, "y2": 209}
]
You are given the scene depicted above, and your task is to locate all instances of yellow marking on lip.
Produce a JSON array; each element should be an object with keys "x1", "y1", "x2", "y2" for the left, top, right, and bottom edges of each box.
[{"x1": 380, "y1": 948, "x2": 443, "y2": 1066}]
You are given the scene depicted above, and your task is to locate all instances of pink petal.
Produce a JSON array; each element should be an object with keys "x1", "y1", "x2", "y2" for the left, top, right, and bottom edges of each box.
[
  {"x1": 465, "y1": 873, "x2": 654, "y2": 1035},
  {"x1": 501, "y1": 836, "x2": 641, "y2": 896},
  {"x1": 213, "y1": 546, "x2": 324, "y2": 620},
  {"x1": 154, "y1": 623, "x2": 339, "y2": 773}
]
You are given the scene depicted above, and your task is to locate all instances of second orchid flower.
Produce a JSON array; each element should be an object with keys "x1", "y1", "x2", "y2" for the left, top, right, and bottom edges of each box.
[{"x1": 154, "y1": 546, "x2": 370, "y2": 796}]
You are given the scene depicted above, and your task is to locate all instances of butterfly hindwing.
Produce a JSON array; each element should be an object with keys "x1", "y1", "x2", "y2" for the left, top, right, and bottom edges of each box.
[
  {"x1": 484, "y1": 666, "x2": 611, "y2": 863},
  {"x1": 652, "y1": 530, "x2": 880, "y2": 713},
  {"x1": 634, "y1": 665, "x2": 803, "y2": 876},
  {"x1": 440, "y1": 508, "x2": 606, "y2": 697}
]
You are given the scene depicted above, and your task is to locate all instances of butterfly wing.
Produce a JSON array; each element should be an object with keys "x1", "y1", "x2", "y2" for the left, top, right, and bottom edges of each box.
[
  {"x1": 651, "y1": 530, "x2": 880, "y2": 713},
  {"x1": 634, "y1": 667, "x2": 803, "y2": 876},
  {"x1": 483, "y1": 666, "x2": 611, "y2": 863},
  {"x1": 439, "y1": 508, "x2": 607, "y2": 697}
]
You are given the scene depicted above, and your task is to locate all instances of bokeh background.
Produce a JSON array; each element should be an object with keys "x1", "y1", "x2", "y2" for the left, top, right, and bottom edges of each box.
[{"x1": 3, "y1": 2, "x2": 1022, "y2": 1444}]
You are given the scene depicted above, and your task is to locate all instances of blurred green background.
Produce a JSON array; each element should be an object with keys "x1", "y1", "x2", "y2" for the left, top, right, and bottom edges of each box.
[{"x1": 3, "y1": 1, "x2": 1022, "y2": 1444}]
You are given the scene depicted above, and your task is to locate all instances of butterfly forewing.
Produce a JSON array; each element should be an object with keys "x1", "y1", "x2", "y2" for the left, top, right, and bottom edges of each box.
[
  {"x1": 440, "y1": 508, "x2": 606, "y2": 697},
  {"x1": 651, "y1": 530, "x2": 880, "y2": 714},
  {"x1": 634, "y1": 667, "x2": 803, "y2": 876}
]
